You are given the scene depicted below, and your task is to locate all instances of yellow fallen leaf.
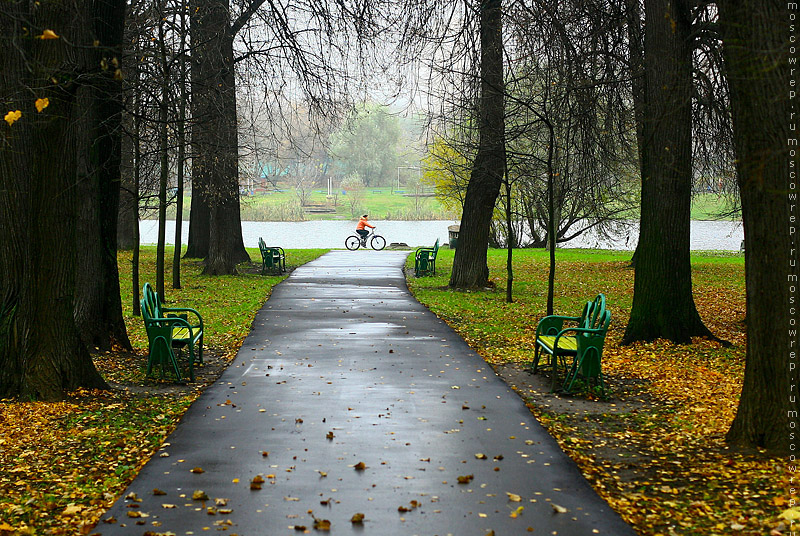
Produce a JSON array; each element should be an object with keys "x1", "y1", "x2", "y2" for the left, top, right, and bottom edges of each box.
[
  {"x1": 779, "y1": 507, "x2": 800, "y2": 521},
  {"x1": 62, "y1": 505, "x2": 83, "y2": 515},
  {"x1": 34, "y1": 98, "x2": 49, "y2": 112},
  {"x1": 510, "y1": 505, "x2": 524, "y2": 518},
  {"x1": 506, "y1": 492, "x2": 522, "y2": 502}
]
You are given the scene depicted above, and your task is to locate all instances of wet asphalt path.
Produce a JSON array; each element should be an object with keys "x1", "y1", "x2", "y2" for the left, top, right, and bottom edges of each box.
[{"x1": 96, "y1": 250, "x2": 635, "y2": 536}]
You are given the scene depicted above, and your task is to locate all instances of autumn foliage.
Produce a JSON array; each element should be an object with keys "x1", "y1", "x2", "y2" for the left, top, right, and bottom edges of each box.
[{"x1": 407, "y1": 248, "x2": 788, "y2": 536}]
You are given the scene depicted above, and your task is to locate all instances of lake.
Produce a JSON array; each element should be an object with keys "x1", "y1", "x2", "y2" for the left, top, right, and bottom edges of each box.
[{"x1": 140, "y1": 219, "x2": 744, "y2": 251}]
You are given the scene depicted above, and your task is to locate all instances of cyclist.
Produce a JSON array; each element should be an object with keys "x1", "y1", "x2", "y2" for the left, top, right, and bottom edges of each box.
[{"x1": 355, "y1": 214, "x2": 375, "y2": 245}]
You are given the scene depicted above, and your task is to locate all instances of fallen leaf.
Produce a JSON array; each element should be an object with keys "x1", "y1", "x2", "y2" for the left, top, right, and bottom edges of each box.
[
  {"x1": 506, "y1": 492, "x2": 522, "y2": 502},
  {"x1": 351, "y1": 513, "x2": 365, "y2": 523}
]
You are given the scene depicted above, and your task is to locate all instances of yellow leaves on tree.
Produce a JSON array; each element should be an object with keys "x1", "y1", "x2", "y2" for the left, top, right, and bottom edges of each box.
[
  {"x1": 5, "y1": 98, "x2": 49, "y2": 127},
  {"x1": 4, "y1": 110, "x2": 21, "y2": 126},
  {"x1": 37, "y1": 29, "x2": 59, "y2": 40}
]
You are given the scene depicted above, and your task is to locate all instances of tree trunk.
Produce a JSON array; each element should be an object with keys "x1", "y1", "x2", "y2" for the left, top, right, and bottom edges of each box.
[
  {"x1": 622, "y1": 0, "x2": 714, "y2": 344},
  {"x1": 718, "y1": 0, "x2": 795, "y2": 453},
  {"x1": 73, "y1": 0, "x2": 131, "y2": 352},
  {"x1": 0, "y1": 0, "x2": 110, "y2": 399},
  {"x1": 156, "y1": 10, "x2": 170, "y2": 299},
  {"x1": 117, "y1": 111, "x2": 137, "y2": 251},
  {"x1": 450, "y1": 0, "x2": 505, "y2": 289},
  {"x1": 173, "y1": 5, "x2": 188, "y2": 290},
  {"x1": 189, "y1": 0, "x2": 249, "y2": 272}
]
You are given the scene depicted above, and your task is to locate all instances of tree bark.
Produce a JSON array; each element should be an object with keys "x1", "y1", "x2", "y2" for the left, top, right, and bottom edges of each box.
[
  {"x1": 622, "y1": 0, "x2": 714, "y2": 344},
  {"x1": 718, "y1": 0, "x2": 795, "y2": 453},
  {"x1": 450, "y1": 0, "x2": 506, "y2": 289},
  {"x1": 117, "y1": 112, "x2": 137, "y2": 251},
  {"x1": 73, "y1": 0, "x2": 132, "y2": 352},
  {"x1": 189, "y1": 0, "x2": 249, "y2": 272},
  {"x1": 0, "y1": 0, "x2": 111, "y2": 399}
]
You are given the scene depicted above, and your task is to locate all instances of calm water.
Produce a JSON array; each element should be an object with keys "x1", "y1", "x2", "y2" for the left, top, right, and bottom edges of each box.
[{"x1": 140, "y1": 219, "x2": 744, "y2": 251}]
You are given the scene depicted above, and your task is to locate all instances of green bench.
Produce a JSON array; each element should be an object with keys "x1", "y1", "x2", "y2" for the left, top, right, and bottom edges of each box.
[
  {"x1": 414, "y1": 238, "x2": 439, "y2": 277},
  {"x1": 141, "y1": 283, "x2": 204, "y2": 382},
  {"x1": 258, "y1": 238, "x2": 286, "y2": 274},
  {"x1": 531, "y1": 294, "x2": 611, "y2": 397}
]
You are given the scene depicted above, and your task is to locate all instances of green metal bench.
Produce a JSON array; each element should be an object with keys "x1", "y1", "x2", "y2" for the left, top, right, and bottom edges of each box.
[
  {"x1": 531, "y1": 294, "x2": 610, "y2": 397},
  {"x1": 141, "y1": 283, "x2": 204, "y2": 382},
  {"x1": 258, "y1": 237, "x2": 286, "y2": 274},
  {"x1": 414, "y1": 238, "x2": 440, "y2": 277}
]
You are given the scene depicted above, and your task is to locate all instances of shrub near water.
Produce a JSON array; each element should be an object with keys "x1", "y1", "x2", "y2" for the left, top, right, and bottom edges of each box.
[{"x1": 406, "y1": 248, "x2": 786, "y2": 536}]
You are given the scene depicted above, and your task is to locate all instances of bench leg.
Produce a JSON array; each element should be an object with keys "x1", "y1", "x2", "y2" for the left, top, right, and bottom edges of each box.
[
  {"x1": 147, "y1": 336, "x2": 183, "y2": 382},
  {"x1": 562, "y1": 348, "x2": 604, "y2": 398}
]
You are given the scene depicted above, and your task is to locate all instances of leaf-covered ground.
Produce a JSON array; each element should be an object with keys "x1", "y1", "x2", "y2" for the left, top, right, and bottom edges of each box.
[
  {"x1": 0, "y1": 247, "x2": 787, "y2": 535},
  {"x1": 406, "y1": 248, "x2": 790, "y2": 536},
  {"x1": 0, "y1": 248, "x2": 328, "y2": 535}
]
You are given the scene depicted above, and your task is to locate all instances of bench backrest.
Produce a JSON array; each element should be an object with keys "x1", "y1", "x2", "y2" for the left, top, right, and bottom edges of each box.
[
  {"x1": 141, "y1": 283, "x2": 162, "y2": 320},
  {"x1": 433, "y1": 238, "x2": 439, "y2": 255},
  {"x1": 141, "y1": 283, "x2": 173, "y2": 337},
  {"x1": 578, "y1": 293, "x2": 606, "y2": 329}
]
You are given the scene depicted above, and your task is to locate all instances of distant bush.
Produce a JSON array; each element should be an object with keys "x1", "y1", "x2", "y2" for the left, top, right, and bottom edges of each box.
[{"x1": 241, "y1": 200, "x2": 306, "y2": 222}]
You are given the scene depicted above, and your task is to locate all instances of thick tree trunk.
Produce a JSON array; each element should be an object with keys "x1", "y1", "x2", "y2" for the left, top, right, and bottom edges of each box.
[
  {"x1": 74, "y1": 0, "x2": 131, "y2": 352},
  {"x1": 450, "y1": 0, "x2": 505, "y2": 289},
  {"x1": 0, "y1": 0, "x2": 110, "y2": 398},
  {"x1": 117, "y1": 113, "x2": 137, "y2": 251},
  {"x1": 622, "y1": 0, "x2": 714, "y2": 344},
  {"x1": 718, "y1": 0, "x2": 795, "y2": 453},
  {"x1": 189, "y1": 0, "x2": 249, "y2": 272},
  {"x1": 185, "y1": 185, "x2": 211, "y2": 258},
  {"x1": 204, "y1": 27, "x2": 250, "y2": 274}
]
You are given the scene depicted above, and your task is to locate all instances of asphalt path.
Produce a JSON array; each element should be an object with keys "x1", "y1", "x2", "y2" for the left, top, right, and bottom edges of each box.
[{"x1": 96, "y1": 250, "x2": 635, "y2": 536}]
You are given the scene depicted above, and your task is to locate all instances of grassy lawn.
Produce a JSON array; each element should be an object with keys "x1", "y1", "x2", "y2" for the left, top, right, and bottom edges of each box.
[
  {"x1": 160, "y1": 188, "x2": 458, "y2": 222},
  {"x1": 0, "y1": 247, "x2": 328, "y2": 535},
  {"x1": 406, "y1": 248, "x2": 785, "y2": 536}
]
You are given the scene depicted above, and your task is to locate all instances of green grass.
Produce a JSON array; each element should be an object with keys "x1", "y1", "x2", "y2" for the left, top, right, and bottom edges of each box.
[
  {"x1": 159, "y1": 187, "x2": 739, "y2": 223},
  {"x1": 117, "y1": 246, "x2": 328, "y2": 358},
  {"x1": 403, "y1": 248, "x2": 785, "y2": 536},
  {"x1": 691, "y1": 192, "x2": 740, "y2": 220},
  {"x1": 162, "y1": 188, "x2": 457, "y2": 222},
  {"x1": 405, "y1": 246, "x2": 745, "y2": 366}
]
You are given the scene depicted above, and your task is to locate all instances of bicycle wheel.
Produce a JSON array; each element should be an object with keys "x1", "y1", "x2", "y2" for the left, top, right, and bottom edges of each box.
[
  {"x1": 345, "y1": 235, "x2": 361, "y2": 250},
  {"x1": 370, "y1": 235, "x2": 386, "y2": 251}
]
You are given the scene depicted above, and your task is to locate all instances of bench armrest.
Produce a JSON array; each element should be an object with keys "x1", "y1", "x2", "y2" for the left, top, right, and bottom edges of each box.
[
  {"x1": 162, "y1": 306, "x2": 204, "y2": 329},
  {"x1": 535, "y1": 315, "x2": 581, "y2": 336},
  {"x1": 145, "y1": 315, "x2": 195, "y2": 335}
]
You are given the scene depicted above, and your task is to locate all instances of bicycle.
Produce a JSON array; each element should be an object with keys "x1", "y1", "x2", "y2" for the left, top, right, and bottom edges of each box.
[{"x1": 345, "y1": 228, "x2": 386, "y2": 251}]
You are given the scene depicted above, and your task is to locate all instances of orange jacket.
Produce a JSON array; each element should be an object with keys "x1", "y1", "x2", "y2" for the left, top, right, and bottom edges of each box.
[{"x1": 356, "y1": 217, "x2": 375, "y2": 230}]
